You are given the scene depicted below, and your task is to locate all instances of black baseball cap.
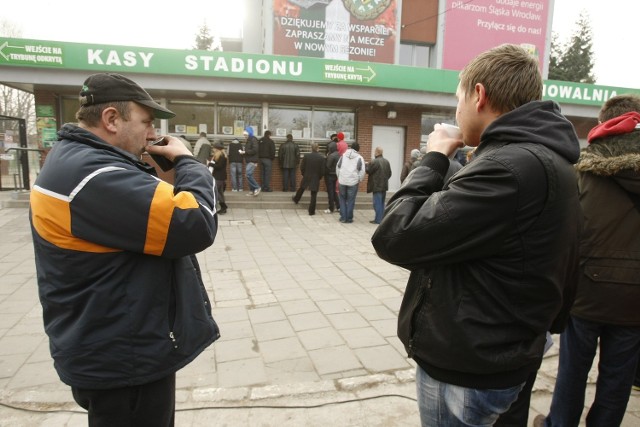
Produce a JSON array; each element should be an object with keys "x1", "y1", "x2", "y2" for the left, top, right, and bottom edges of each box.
[{"x1": 79, "y1": 73, "x2": 175, "y2": 119}]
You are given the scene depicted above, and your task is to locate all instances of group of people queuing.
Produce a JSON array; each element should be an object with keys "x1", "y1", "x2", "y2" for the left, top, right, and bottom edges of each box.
[
  {"x1": 190, "y1": 128, "x2": 393, "y2": 224},
  {"x1": 28, "y1": 43, "x2": 640, "y2": 427}
]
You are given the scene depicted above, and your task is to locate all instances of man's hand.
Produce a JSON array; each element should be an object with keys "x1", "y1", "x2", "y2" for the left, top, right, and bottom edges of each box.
[
  {"x1": 426, "y1": 129, "x2": 464, "y2": 159},
  {"x1": 147, "y1": 136, "x2": 193, "y2": 161}
]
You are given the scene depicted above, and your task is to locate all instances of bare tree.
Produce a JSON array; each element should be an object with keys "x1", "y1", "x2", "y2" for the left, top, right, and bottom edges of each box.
[{"x1": 0, "y1": 19, "x2": 37, "y2": 140}]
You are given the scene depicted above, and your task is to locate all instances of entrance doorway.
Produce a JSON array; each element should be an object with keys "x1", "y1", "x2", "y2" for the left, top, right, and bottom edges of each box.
[{"x1": 372, "y1": 126, "x2": 405, "y2": 191}]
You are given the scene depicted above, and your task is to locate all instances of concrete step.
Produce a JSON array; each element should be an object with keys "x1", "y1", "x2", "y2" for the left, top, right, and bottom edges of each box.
[
  {"x1": 0, "y1": 190, "x2": 388, "y2": 211},
  {"x1": 0, "y1": 191, "x2": 30, "y2": 209},
  {"x1": 223, "y1": 190, "x2": 378, "y2": 210}
]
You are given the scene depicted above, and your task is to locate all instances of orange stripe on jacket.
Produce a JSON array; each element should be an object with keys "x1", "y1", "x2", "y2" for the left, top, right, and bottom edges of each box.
[
  {"x1": 30, "y1": 188, "x2": 120, "y2": 253},
  {"x1": 144, "y1": 181, "x2": 199, "y2": 256}
]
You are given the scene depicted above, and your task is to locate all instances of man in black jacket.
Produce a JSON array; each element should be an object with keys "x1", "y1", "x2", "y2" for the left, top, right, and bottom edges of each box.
[
  {"x1": 292, "y1": 142, "x2": 326, "y2": 215},
  {"x1": 371, "y1": 44, "x2": 581, "y2": 426},
  {"x1": 258, "y1": 130, "x2": 276, "y2": 192}
]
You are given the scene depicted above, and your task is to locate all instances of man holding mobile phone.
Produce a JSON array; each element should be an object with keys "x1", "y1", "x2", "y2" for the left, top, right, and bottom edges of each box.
[{"x1": 30, "y1": 73, "x2": 220, "y2": 426}]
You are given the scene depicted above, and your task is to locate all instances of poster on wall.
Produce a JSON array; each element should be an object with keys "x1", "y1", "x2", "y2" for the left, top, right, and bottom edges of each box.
[
  {"x1": 273, "y1": 0, "x2": 397, "y2": 64},
  {"x1": 441, "y1": 0, "x2": 550, "y2": 72}
]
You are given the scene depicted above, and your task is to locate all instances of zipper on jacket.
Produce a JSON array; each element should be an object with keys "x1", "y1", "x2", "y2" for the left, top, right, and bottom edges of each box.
[{"x1": 169, "y1": 331, "x2": 178, "y2": 349}]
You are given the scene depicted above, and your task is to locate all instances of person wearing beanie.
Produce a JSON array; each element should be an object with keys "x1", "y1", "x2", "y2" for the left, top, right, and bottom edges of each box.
[
  {"x1": 241, "y1": 126, "x2": 261, "y2": 196},
  {"x1": 534, "y1": 94, "x2": 640, "y2": 427},
  {"x1": 324, "y1": 140, "x2": 340, "y2": 213},
  {"x1": 336, "y1": 132, "x2": 348, "y2": 156}
]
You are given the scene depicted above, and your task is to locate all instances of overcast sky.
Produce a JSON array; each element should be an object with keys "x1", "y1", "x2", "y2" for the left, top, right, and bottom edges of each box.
[{"x1": 2, "y1": 0, "x2": 638, "y2": 89}]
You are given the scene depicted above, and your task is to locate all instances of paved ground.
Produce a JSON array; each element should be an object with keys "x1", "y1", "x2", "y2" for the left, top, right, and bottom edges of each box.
[{"x1": 0, "y1": 193, "x2": 638, "y2": 426}]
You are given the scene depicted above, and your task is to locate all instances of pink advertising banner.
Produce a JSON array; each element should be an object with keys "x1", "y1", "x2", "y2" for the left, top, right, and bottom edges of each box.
[
  {"x1": 273, "y1": 0, "x2": 397, "y2": 64},
  {"x1": 442, "y1": 0, "x2": 550, "y2": 71}
]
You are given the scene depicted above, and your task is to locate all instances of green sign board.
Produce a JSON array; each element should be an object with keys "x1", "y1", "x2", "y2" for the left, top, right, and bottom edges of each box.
[{"x1": 1, "y1": 37, "x2": 638, "y2": 106}]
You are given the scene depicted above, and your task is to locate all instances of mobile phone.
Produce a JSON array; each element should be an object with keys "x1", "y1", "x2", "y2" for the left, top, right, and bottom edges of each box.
[{"x1": 147, "y1": 136, "x2": 174, "y2": 171}]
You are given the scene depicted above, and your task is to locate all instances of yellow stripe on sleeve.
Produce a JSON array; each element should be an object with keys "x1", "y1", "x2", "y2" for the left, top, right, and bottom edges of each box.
[{"x1": 144, "y1": 181, "x2": 199, "y2": 255}]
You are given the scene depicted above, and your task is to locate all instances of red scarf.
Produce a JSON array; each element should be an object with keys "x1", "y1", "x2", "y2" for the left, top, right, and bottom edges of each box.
[{"x1": 587, "y1": 111, "x2": 640, "y2": 143}]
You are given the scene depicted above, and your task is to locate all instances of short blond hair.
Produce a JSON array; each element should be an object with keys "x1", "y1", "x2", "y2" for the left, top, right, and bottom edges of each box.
[{"x1": 459, "y1": 44, "x2": 542, "y2": 114}]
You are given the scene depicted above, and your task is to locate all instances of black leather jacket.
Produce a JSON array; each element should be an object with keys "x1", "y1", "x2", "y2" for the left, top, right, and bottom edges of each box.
[{"x1": 372, "y1": 101, "x2": 581, "y2": 389}]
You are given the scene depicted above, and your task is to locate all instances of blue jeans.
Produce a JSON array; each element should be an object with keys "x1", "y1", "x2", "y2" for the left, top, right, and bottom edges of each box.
[
  {"x1": 246, "y1": 162, "x2": 260, "y2": 192},
  {"x1": 230, "y1": 162, "x2": 243, "y2": 190},
  {"x1": 259, "y1": 158, "x2": 272, "y2": 190},
  {"x1": 372, "y1": 191, "x2": 386, "y2": 223},
  {"x1": 544, "y1": 316, "x2": 640, "y2": 427},
  {"x1": 339, "y1": 184, "x2": 358, "y2": 222},
  {"x1": 282, "y1": 168, "x2": 296, "y2": 191},
  {"x1": 416, "y1": 366, "x2": 523, "y2": 427}
]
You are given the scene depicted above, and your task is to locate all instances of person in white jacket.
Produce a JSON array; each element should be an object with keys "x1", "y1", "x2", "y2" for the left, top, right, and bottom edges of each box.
[{"x1": 336, "y1": 142, "x2": 365, "y2": 223}]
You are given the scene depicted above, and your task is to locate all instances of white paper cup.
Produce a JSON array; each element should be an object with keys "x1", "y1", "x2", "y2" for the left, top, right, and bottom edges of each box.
[{"x1": 436, "y1": 123, "x2": 462, "y2": 139}]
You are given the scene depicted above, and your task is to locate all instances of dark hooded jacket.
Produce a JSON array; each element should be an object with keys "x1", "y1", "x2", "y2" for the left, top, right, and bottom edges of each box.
[
  {"x1": 371, "y1": 101, "x2": 582, "y2": 389},
  {"x1": 571, "y1": 130, "x2": 640, "y2": 326},
  {"x1": 243, "y1": 127, "x2": 259, "y2": 163}
]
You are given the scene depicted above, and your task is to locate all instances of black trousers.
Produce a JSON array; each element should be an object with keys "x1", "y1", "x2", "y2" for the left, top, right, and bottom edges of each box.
[
  {"x1": 325, "y1": 175, "x2": 337, "y2": 212},
  {"x1": 72, "y1": 373, "x2": 176, "y2": 427},
  {"x1": 293, "y1": 186, "x2": 318, "y2": 214}
]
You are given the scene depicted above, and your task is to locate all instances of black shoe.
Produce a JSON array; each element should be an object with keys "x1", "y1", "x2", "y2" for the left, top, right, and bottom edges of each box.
[
  {"x1": 218, "y1": 208, "x2": 227, "y2": 215},
  {"x1": 309, "y1": 212, "x2": 315, "y2": 216},
  {"x1": 292, "y1": 196, "x2": 298, "y2": 205}
]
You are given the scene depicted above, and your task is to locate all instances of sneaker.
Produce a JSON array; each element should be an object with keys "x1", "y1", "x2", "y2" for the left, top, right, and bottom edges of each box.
[
  {"x1": 246, "y1": 191, "x2": 254, "y2": 196},
  {"x1": 253, "y1": 188, "x2": 261, "y2": 196},
  {"x1": 232, "y1": 189, "x2": 238, "y2": 192},
  {"x1": 323, "y1": 209, "x2": 332, "y2": 214},
  {"x1": 238, "y1": 189, "x2": 243, "y2": 192}
]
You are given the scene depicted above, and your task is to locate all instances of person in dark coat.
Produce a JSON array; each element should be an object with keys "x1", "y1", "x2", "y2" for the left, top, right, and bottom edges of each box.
[
  {"x1": 372, "y1": 44, "x2": 581, "y2": 426},
  {"x1": 258, "y1": 130, "x2": 276, "y2": 192},
  {"x1": 366, "y1": 146, "x2": 392, "y2": 224},
  {"x1": 292, "y1": 142, "x2": 326, "y2": 215},
  {"x1": 324, "y1": 141, "x2": 340, "y2": 213},
  {"x1": 534, "y1": 94, "x2": 640, "y2": 427},
  {"x1": 278, "y1": 134, "x2": 301, "y2": 191},
  {"x1": 208, "y1": 141, "x2": 228, "y2": 214}
]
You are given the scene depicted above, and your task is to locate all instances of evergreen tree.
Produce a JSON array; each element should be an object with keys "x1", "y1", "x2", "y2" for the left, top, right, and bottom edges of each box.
[
  {"x1": 549, "y1": 10, "x2": 595, "y2": 83},
  {"x1": 194, "y1": 22, "x2": 213, "y2": 50}
]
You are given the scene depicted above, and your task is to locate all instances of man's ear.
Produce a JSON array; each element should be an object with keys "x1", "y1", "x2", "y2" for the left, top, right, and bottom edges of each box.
[
  {"x1": 101, "y1": 107, "x2": 120, "y2": 134},
  {"x1": 474, "y1": 83, "x2": 488, "y2": 112}
]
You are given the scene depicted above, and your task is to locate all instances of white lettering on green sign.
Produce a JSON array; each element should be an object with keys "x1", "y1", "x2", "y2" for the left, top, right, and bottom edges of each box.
[
  {"x1": 87, "y1": 49, "x2": 154, "y2": 67},
  {"x1": 184, "y1": 55, "x2": 303, "y2": 76},
  {"x1": 543, "y1": 84, "x2": 617, "y2": 103}
]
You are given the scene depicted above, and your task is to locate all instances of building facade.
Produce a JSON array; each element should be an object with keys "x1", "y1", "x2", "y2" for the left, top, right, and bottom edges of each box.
[{"x1": 1, "y1": 0, "x2": 638, "y2": 190}]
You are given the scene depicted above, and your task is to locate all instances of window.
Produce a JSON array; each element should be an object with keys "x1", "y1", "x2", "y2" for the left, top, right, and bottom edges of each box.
[
  {"x1": 167, "y1": 101, "x2": 215, "y2": 136},
  {"x1": 268, "y1": 105, "x2": 312, "y2": 139},
  {"x1": 218, "y1": 104, "x2": 262, "y2": 138},
  {"x1": 399, "y1": 43, "x2": 431, "y2": 68},
  {"x1": 312, "y1": 108, "x2": 355, "y2": 141}
]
